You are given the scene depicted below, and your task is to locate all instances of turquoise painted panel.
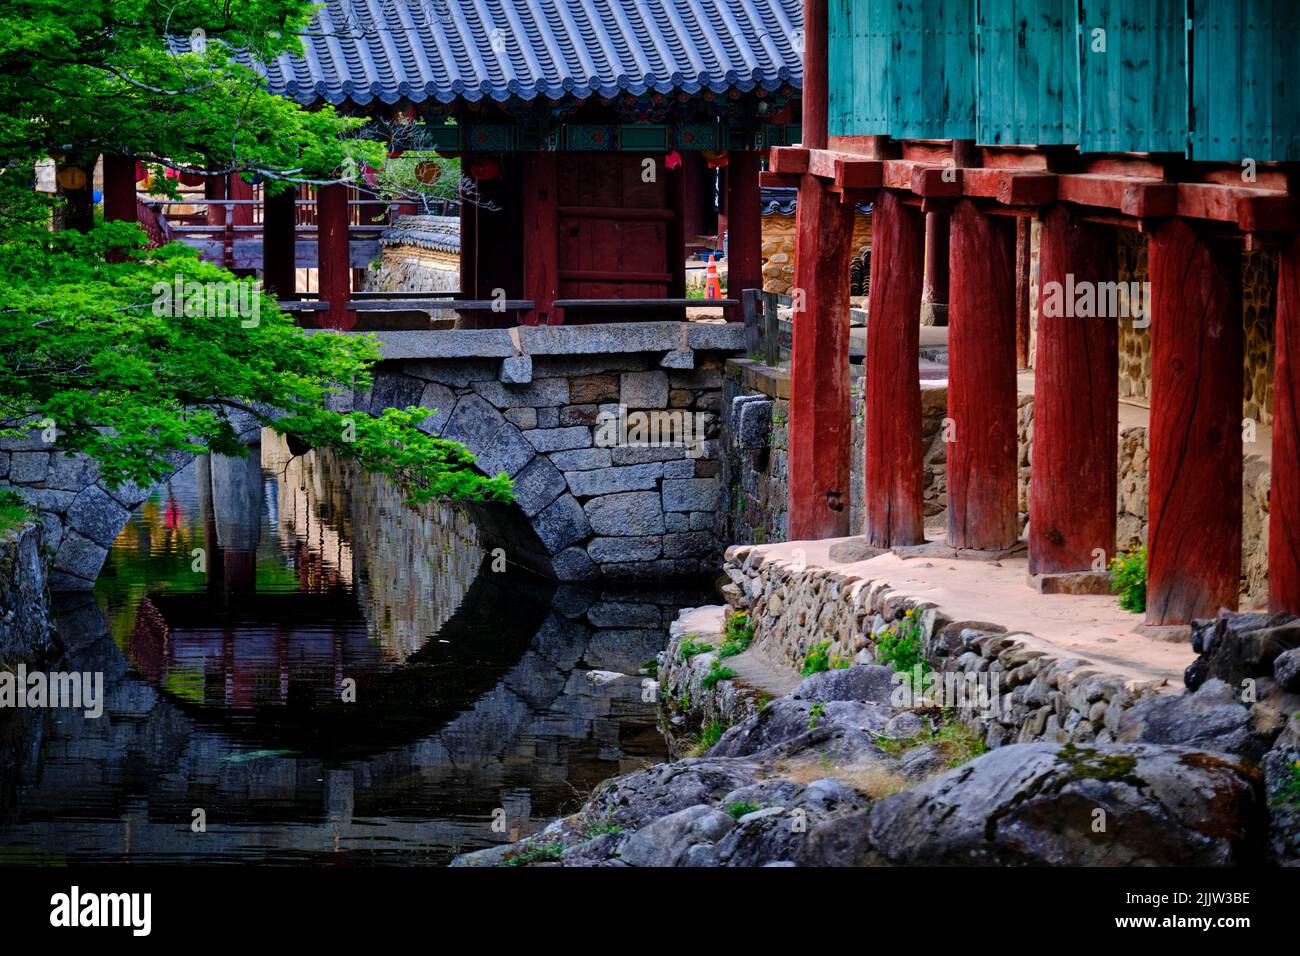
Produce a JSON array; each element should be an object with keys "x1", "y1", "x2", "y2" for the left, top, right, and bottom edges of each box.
[
  {"x1": 829, "y1": 0, "x2": 892, "y2": 137},
  {"x1": 1190, "y1": 0, "x2": 1300, "y2": 162},
  {"x1": 977, "y1": 0, "x2": 1080, "y2": 145},
  {"x1": 892, "y1": 0, "x2": 978, "y2": 139},
  {"x1": 1079, "y1": 0, "x2": 1187, "y2": 154}
]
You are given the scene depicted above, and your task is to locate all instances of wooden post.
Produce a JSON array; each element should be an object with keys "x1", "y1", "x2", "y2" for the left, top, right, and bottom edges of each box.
[
  {"x1": 947, "y1": 199, "x2": 1019, "y2": 551},
  {"x1": 317, "y1": 182, "x2": 355, "y2": 330},
  {"x1": 787, "y1": 173, "x2": 854, "y2": 540},
  {"x1": 102, "y1": 154, "x2": 138, "y2": 223},
  {"x1": 229, "y1": 174, "x2": 255, "y2": 227},
  {"x1": 801, "y1": 0, "x2": 828, "y2": 150},
  {"x1": 1271, "y1": 233, "x2": 1300, "y2": 615},
  {"x1": 762, "y1": 290, "x2": 781, "y2": 366},
  {"x1": 726, "y1": 151, "x2": 763, "y2": 323},
  {"x1": 921, "y1": 207, "x2": 950, "y2": 325},
  {"x1": 864, "y1": 189, "x2": 925, "y2": 547},
  {"x1": 1146, "y1": 218, "x2": 1243, "y2": 625},
  {"x1": 262, "y1": 187, "x2": 297, "y2": 299},
  {"x1": 521, "y1": 153, "x2": 559, "y2": 326},
  {"x1": 1028, "y1": 206, "x2": 1118, "y2": 575},
  {"x1": 204, "y1": 173, "x2": 227, "y2": 227},
  {"x1": 743, "y1": 289, "x2": 762, "y2": 357},
  {"x1": 1015, "y1": 217, "x2": 1032, "y2": 367}
]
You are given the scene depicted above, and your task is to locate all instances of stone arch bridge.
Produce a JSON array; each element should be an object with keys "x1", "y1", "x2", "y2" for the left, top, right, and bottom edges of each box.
[{"x1": 1, "y1": 322, "x2": 744, "y2": 590}]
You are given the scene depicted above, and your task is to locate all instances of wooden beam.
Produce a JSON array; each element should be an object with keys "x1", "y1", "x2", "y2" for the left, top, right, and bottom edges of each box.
[
  {"x1": 947, "y1": 199, "x2": 1019, "y2": 550},
  {"x1": 864, "y1": 190, "x2": 925, "y2": 546},
  {"x1": 522, "y1": 153, "x2": 559, "y2": 325},
  {"x1": 1028, "y1": 206, "x2": 1118, "y2": 575},
  {"x1": 788, "y1": 172, "x2": 854, "y2": 540},
  {"x1": 1146, "y1": 219, "x2": 1243, "y2": 625},
  {"x1": 769, "y1": 147, "x2": 809, "y2": 176},
  {"x1": 1271, "y1": 233, "x2": 1300, "y2": 614},
  {"x1": 317, "y1": 183, "x2": 355, "y2": 331},
  {"x1": 1015, "y1": 217, "x2": 1032, "y2": 367},
  {"x1": 726, "y1": 150, "x2": 763, "y2": 323}
]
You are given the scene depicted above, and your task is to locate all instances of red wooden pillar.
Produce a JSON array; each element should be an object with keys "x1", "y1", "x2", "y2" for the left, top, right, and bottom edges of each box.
[
  {"x1": 521, "y1": 152, "x2": 558, "y2": 325},
  {"x1": 1271, "y1": 233, "x2": 1300, "y2": 614},
  {"x1": 922, "y1": 208, "x2": 949, "y2": 320},
  {"x1": 229, "y1": 174, "x2": 255, "y2": 227},
  {"x1": 102, "y1": 154, "x2": 138, "y2": 223},
  {"x1": 864, "y1": 189, "x2": 925, "y2": 546},
  {"x1": 788, "y1": 173, "x2": 854, "y2": 540},
  {"x1": 1146, "y1": 219, "x2": 1243, "y2": 625},
  {"x1": 1029, "y1": 206, "x2": 1118, "y2": 574},
  {"x1": 262, "y1": 187, "x2": 297, "y2": 299},
  {"x1": 725, "y1": 151, "x2": 763, "y2": 323},
  {"x1": 317, "y1": 182, "x2": 355, "y2": 330},
  {"x1": 204, "y1": 173, "x2": 227, "y2": 227},
  {"x1": 947, "y1": 199, "x2": 1019, "y2": 550},
  {"x1": 801, "y1": 0, "x2": 828, "y2": 150}
]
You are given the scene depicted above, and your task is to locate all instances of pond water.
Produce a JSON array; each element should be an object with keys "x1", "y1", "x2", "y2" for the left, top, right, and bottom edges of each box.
[{"x1": 0, "y1": 432, "x2": 707, "y2": 865}]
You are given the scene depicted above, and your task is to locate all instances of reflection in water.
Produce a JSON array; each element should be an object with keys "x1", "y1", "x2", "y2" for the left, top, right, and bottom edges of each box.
[{"x1": 0, "y1": 431, "x2": 707, "y2": 864}]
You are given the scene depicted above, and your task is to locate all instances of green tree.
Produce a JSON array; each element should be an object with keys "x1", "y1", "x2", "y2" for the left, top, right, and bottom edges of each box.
[{"x1": 0, "y1": 2, "x2": 510, "y2": 505}]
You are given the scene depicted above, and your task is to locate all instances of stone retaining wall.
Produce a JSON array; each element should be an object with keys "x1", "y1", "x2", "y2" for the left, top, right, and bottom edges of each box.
[
  {"x1": 0, "y1": 520, "x2": 56, "y2": 665},
  {"x1": 720, "y1": 546, "x2": 1168, "y2": 750}
]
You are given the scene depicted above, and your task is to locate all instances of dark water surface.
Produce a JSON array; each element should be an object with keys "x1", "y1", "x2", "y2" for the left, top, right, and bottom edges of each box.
[{"x1": 0, "y1": 433, "x2": 705, "y2": 865}]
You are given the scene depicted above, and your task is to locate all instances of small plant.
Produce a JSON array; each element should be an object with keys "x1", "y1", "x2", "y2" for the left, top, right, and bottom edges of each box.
[
  {"x1": 701, "y1": 659, "x2": 736, "y2": 690},
  {"x1": 584, "y1": 820, "x2": 623, "y2": 839},
  {"x1": 876, "y1": 714, "x2": 988, "y2": 768},
  {"x1": 801, "y1": 641, "x2": 832, "y2": 675},
  {"x1": 504, "y1": 841, "x2": 565, "y2": 866},
  {"x1": 876, "y1": 610, "x2": 928, "y2": 686},
  {"x1": 688, "y1": 719, "x2": 727, "y2": 756},
  {"x1": 0, "y1": 489, "x2": 31, "y2": 534},
  {"x1": 718, "y1": 612, "x2": 754, "y2": 658},
  {"x1": 1277, "y1": 759, "x2": 1300, "y2": 806},
  {"x1": 753, "y1": 525, "x2": 766, "y2": 545},
  {"x1": 677, "y1": 692, "x2": 690, "y2": 711},
  {"x1": 725, "y1": 801, "x2": 762, "y2": 820},
  {"x1": 807, "y1": 699, "x2": 827, "y2": 729},
  {"x1": 1109, "y1": 547, "x2": 1147, "y2": 613},
  {"x1": 679, "y1": 636, "x2": 711, "y2": 660},
  {"x1": 641, "y1": 660, "x2": 658, "y2": 678}
]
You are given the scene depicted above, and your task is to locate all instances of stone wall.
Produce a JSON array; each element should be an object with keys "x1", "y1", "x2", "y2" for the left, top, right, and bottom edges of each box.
[
  {"x1": 722, "y1": 546, "x2": 1167, "y2": 750},
  {"x1": 759, "y1": 209, "x2": 871, "y2": 296},
  {"x1": 0, "y1": 520, "x2": 56, "y2": 665}
]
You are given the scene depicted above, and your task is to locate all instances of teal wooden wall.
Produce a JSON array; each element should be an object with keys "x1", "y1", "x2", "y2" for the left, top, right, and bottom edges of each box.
[{"x1": 827, "y1": 0, "x2": 1300, "y2": 162}]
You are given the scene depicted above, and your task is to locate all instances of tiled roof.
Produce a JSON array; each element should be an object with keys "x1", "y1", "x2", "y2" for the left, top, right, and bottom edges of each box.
[
  {"x1": 761, "y1": 186, "x2": 871, "y2": 216},
  {"x1": 213, "y1": 0, "x2": 803, "y2": 107}
]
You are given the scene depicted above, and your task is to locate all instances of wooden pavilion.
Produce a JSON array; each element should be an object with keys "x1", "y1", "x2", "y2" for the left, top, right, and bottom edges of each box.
[{"x1": 773, "y1": 0, "x2": 1300, "y2": 624}]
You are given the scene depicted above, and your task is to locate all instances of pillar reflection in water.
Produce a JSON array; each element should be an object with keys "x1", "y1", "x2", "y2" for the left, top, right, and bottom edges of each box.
[{"x1": 207, "y1": 445, "x2": 263, "y2": 596}]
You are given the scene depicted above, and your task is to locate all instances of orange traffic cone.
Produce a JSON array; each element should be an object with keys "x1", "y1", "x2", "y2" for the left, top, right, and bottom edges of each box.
[{"x1": 704, "y1": 254, "x2": 723, "y2": 299}]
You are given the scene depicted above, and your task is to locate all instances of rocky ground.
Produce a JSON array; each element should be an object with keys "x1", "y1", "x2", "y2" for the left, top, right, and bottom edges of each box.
[{"x1": 452, "y1": 609, "x2": 1300, "y2": 867}]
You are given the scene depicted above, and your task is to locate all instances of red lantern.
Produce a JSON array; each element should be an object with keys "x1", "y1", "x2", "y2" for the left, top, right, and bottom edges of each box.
[
  {"x1": 469, "y1": 157, "x2": 500, "y2": 181},
  {"x1": 703, "y1": 150, "x2": 729, "y2": 169}
]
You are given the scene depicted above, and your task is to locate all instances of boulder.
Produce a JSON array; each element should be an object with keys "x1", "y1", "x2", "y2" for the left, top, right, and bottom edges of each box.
[
  {"x1": 580, "y1": 758, "x2": 762, "y2": 831},
  {"x1": 709, "y1": 698, "x2": 892, "y2": 761},
  {"x1": 789, "y1": 664, "x2": 897, "y2": 705},
  {"x1": 868, "y1": 742, "x2": 1263, "y2": 866},
  {"x1": 618, "y1": 805, "x2": 734, "y2": 867},
  {"x1": 1116, "y1": 679, "x2": 1269, "y2": 759},
  {"x1": 1274, "y1": 648, "x2": 1300, "y2": 692},
  {"x1": 1186, "y1": 610, "x2": 1300, "y2": 690}
]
